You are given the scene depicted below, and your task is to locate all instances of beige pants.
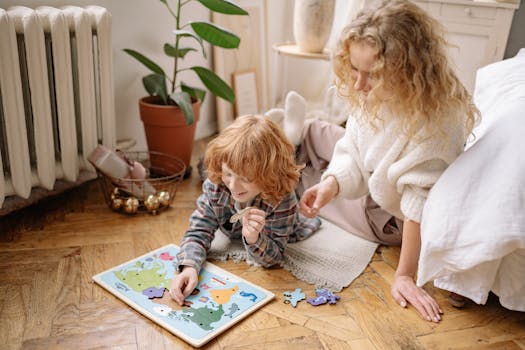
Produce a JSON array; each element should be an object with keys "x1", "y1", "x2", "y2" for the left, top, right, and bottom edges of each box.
[{"x1": 297, "y1": 119, "x2": 402, "y2": 246}]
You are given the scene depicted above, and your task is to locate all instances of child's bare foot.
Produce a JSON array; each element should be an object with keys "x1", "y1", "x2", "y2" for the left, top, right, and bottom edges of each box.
[{"x1": 448, "y1": 292, "x2": 471, "y2": 308}]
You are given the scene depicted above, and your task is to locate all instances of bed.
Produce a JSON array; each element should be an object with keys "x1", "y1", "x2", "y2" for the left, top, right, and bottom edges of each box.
[{"x1": 417, "y1": 49, "x2": 525, "y2": 311}]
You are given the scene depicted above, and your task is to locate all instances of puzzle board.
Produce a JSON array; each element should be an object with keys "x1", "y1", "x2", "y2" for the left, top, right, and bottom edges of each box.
[{"x1": 92, "y1": 244, "x2": 274, "y2": 347}]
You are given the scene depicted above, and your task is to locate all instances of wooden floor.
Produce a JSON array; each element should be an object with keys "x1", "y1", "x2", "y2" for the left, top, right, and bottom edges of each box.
[{"x1": 1, "y1": 140, "x2": 524, "y2": 350}]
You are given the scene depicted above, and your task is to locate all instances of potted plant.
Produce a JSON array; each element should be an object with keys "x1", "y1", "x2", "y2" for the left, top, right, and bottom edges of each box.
[{"x1": 124, "y1": 0, "x2": 248, "y2": 177}]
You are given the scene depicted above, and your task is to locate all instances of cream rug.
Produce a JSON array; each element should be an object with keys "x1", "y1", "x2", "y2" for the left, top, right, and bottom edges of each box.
[{"x1": 209, "y1": 219, "x2": 379, "y2": 291}]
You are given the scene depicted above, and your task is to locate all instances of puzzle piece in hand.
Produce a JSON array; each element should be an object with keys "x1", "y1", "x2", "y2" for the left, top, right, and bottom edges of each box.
[
  {"x1": 229, "y1": 207, "x2": 255, "y2": 223},
  {"x1": 306, "y1": 288, "x2": 340, "y2": 306},
  {"x1": 283, "y1": 288, "x2": 306, "y2": 307}
]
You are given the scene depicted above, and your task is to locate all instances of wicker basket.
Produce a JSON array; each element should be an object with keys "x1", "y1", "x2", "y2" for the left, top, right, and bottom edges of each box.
[{"x1": 97, "y1": 151, "x2": 186, "y2": 215}]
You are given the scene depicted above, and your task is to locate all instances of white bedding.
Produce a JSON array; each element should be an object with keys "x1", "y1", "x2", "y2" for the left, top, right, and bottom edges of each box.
[{"x1": 417, "y1": 49, "x2": 525, "y2": 311}]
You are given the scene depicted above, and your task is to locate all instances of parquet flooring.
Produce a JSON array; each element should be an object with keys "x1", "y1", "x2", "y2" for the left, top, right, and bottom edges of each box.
[{"x1": 1, "y1": 139, "x2": 524, "y2": 349}]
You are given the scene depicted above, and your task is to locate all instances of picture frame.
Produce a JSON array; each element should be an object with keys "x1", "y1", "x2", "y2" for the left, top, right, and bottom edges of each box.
[
  {"x1": 232, "y1": 69, "x2": 259, "y2": 117},
  {"x1": 212, "y1": 0, "x2": 268, "y2": 131}
]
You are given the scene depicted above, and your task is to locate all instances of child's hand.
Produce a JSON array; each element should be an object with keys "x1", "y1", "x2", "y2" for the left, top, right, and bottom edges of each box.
[
  {"x1": 241, "y1": 208, "x2": 266, "y2": 244},
  {"x1": 169, "y1": 266, "x2": 198, "y2": 306}
]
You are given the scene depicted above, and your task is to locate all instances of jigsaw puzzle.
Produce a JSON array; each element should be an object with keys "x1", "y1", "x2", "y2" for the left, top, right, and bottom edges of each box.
[
  {"x1": 283, "y1": 288, "x2": 306, "y2": 307},
  {"x1": 306, "y1": 288, "x2": 341, "y2": 306},
  {"x1": 93, "y1": 244, "x2": 274, "y2": 347}
]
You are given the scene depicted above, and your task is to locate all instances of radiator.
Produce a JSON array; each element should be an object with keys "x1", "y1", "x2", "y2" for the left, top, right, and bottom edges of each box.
[{"x1": 0, "y1": 6, "x2": 116, "y2": 209}]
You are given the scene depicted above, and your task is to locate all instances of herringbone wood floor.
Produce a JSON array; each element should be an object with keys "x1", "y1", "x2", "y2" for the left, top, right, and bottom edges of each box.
[{"x1": 1, "y1": 139, "x2": 524, "y2": 349}]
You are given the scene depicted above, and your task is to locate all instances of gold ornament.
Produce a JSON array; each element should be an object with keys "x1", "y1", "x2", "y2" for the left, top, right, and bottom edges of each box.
[
  {"x1": 144, "y1": 194, "x2": 160, "y2": 212},
  {"x1": 157, "y1": 191, "x2": 170, "y2": 206},
  {"x1": 124, "y1": 197, "x2": 139, "y2": 214},
  {"x1": 111, "y1": 197, "x2": 124, "y2": 210}
]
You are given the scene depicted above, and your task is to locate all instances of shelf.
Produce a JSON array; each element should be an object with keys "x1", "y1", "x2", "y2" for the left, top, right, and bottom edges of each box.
[{"x1": 272, "y1": 43, "x2": 332, "y2": 61}]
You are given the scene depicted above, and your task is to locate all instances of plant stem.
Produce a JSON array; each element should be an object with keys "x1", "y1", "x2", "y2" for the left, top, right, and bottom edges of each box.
[{"x1": 171, "y1": 0, "x2": 182, "y2": 95}]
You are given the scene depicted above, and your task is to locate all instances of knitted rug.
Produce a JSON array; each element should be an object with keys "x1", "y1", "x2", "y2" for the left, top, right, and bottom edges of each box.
[{"x1": 209, "y1": 219, "x2": 379, "y2": 291}]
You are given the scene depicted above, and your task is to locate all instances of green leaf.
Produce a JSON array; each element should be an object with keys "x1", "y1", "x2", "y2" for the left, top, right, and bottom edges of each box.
[
  {"x1": 190, "y1": 22, "x2": 240, "y2": 49},
  {"x1": 196, "y1": 0, "x2": 248, "y2": 15},
  {"x1": 171, "y1": 91, "x2": 194, "y2": 125},
  {"x1": 123, "y1": 49, "x2": 165, "y2": 76},
  {"x1": 173, "y1": 29, "x2": 207, "y2": 59},
  {"x1": 142, "y1": 74, "x2": 168, "y2": 104},
  {"x1": 191, "y1": 66, "x2": 235, "y2": 103},
  {"x1": 181, "y1": 82, "x2": 206, "y2": 102},
  {"x1": 163, "y1": 44, "x2": 197, "y2": 58}
]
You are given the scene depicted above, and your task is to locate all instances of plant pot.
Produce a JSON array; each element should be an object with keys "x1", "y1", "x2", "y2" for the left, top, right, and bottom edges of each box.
[
  {"x1": 139, "y1": 96, "x2": 200, "y2": 178},
  {"x1": 293, "y1": 0, "x2": 335, "y2": 53}
]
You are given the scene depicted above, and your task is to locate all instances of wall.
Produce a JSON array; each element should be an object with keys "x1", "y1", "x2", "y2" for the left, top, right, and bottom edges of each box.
[
  {"x1": 3, "y1": 0, "x2": 521, "y2": 150},
  {"x1": 0, "y1": 0, "x2": 214, "y2": 152},
  {"x1": 504, "y1": 0, "x2": 525, "y2": 58},
  {"x1": 265, "y1": 0, "x2": 356, "y2": 108}
]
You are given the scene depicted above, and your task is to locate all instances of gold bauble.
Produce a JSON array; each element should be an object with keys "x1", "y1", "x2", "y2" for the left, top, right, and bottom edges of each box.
[
  {"x1": 124, "y1": 197, "x2": 139, "y2": 214},
  {"x1": 157, "y1": 191, "x2": 170, "y2": 206},
  {"x1": 111, "y1": 197, "x2": 124, "y2": 210},
  {"x1": 144, "y1": 194, "x2": 160, "y2": 212}
]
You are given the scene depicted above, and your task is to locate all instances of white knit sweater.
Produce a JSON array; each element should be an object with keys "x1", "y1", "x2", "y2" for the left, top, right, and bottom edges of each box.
[{"x1": 322, "y1": 112, "x2": 466, "y2": 222}]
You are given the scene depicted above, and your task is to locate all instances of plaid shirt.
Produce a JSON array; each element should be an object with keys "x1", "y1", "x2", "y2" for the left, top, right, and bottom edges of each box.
[{"x1": 176, "y1": 179, "x2": 321, "y2": 273}]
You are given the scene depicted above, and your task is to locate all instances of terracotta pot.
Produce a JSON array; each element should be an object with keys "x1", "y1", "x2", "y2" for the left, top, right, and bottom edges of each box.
[{"x1": 139, "y1": 96, "x2": 200, "y2": 174}]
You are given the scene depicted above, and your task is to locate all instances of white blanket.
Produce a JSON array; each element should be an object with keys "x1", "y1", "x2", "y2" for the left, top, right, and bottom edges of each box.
[
  {"x1": 209, "y1": 218, "x2": 378, "y2": 292},
  {"x1": 417, "y1": 49, "x2": 525, "y2": 311}
]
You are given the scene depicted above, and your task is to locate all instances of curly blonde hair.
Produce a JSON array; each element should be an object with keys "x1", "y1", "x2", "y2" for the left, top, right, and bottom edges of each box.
[
  {"x1": 333, "y1": 0, "x2": 479, "y2": 139},
  {"x1": 204, "y1": 115, "x2": 302, "y2": 205}
]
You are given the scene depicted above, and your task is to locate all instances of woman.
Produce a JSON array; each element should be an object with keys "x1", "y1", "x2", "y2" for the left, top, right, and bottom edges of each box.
[{"x1": 298, "y1": 0, "x2": 479, "y2": 322}]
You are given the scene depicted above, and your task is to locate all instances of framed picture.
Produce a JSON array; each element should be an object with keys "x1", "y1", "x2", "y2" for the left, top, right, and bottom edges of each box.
[
  {"x1": 232, "y1": 70, "x2": 259, "y2": 117},
  {"x1": 212, "y1": 0, "x2": 268, "y2": 131}
]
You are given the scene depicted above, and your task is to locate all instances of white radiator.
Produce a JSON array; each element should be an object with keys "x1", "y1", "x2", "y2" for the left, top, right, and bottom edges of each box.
[{"x1": 0, "y1": 6, "x2": 116, "y2": 209}]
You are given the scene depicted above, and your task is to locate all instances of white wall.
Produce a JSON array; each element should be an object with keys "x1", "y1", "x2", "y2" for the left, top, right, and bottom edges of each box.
[
  {"x1": 0, "y1": 0, "x2": 215, "y2": 152},
  {"x1": 265, "y1": 0, "x2": 358, "y2": 108}
]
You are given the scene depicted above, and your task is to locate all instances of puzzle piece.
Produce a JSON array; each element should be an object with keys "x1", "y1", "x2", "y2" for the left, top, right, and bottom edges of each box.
[
  {"x1": 229, "y1": 207, "x2": 255, "y2": 223},
  {"x1": 240, "y1": 291, "x2": 258, "y2": 302},
  {"x1": 306, "y1": 288, "x2": 340, "y2": 306},
  {"x1": 283, "y1": 288, "x2": 306, "y2": 307},
  {"x1": 142, "y1": 286, "x2": 165, "y2": 299}
]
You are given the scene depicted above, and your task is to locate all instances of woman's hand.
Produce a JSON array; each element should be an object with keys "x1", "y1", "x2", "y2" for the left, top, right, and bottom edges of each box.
[
  {"x1": 391, "y1": 275, "x2": 443, "y2": 322},
  {"x1": 169, "y1": 266, "x2": 198, "y2": 306},
  {"x1": 299, "y1": 175, "x2": 339, "y2": 218},
  {"x1": 241, "y1": 208, "x2": 266, "y2": 244}
]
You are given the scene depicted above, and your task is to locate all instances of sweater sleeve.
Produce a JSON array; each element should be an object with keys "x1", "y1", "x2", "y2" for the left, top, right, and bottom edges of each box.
[
  {"x1": 392, "y1": 128, "x2": 465, "y2": 222},
  {"x1": 244, "y1": 192, "x2": 299, "y2": 267},
  {"x1": 397, "y1": 158, "x2": 449, "y2": 222},
  {"x1": 176, "y1": 181, "x2": 219, "y2": 273},
  {"x1": 322, "y1": 119, "x2": 369, "y2": 199}
]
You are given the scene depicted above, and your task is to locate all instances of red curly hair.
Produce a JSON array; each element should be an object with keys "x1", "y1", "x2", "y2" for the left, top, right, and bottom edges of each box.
[{"x1": 204, "y1": 115, "x2": 302, "y2": 205}]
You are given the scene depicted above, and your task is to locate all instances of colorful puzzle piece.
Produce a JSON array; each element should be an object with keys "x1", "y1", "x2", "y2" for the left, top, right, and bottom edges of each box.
[
  {"x1": 306, "y1": 288, "x2": 340, "y2": 306},
  {"x1": 240, "y1": 291, "x2": 258, "y2": 302},
  {"x1": 283, "y1": 288, "x2": 306, "y2": 307},
  {"x1": 142, "y1": 286, "x2": 165, "y2": 298}
]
